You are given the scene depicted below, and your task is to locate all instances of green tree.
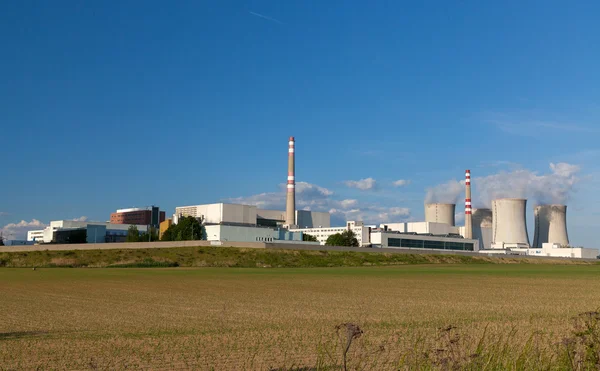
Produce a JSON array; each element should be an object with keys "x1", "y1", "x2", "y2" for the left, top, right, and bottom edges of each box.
[
  {"x1": 302, "y1": 233, "x2": 318, "y2": 242},
  {"x1": 325, "y1": 230, "x2": 359, "y2": 247},
  {"x1": 325, "y1": 233, "x2": 346, "y2": 246},
  {"x1": 161, "y1": 216, "x2": 204, "y2": 241},
  {"x1": 126, "y1": 225, "x2": 140, "y2": 242},
  {"x1": 341, "y1": 229, "x2": 359, "y2": 247},
  {"x1": 139, "y1": 226, "x2": 159, "y2": 242}
]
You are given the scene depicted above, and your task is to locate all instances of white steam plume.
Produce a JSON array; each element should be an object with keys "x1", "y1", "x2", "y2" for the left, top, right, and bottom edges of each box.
[
  {"x1": 475, "y1": 162, "x2": 580, "y2": 206},
  {"x1": 426, "y1": 163, "x2": 581, "y2": 208},
  {"x1": 425, "y1": 179, "x2": 464, "y2": 204}
]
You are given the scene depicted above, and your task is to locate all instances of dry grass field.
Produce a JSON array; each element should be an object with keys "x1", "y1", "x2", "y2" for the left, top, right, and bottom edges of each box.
[{"x1": 1, "y1": 265, "x2": 600, "y2": 370}]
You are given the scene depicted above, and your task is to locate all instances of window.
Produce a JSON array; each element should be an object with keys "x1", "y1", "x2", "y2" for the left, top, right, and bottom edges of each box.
[
  {"x1": 388, "y1": 238, "x2": 401, "y2": 247},
  {"x1": 424, "y1": 240, "x2": 445, "y2": 250},
  {"x1": 401, "y1": 239, "x2": 423, "y2": 248}
]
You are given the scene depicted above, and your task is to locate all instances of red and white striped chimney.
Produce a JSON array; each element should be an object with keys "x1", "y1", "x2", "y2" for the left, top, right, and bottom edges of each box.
[
  {"x1": 464, "y1": 169, "x2": 473, "y2": 239},
  {"x1": 285, "y1": 136, "x2": 296, "y2": 227}
]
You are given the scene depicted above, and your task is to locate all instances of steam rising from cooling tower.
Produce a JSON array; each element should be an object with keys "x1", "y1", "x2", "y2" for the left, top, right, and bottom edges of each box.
[
  {"x1": 533, "y1": 205, "x2": 569, "y2": 247},
  {"x1": 472, "y1": 208, "x2": 493, "y2": 228},
  {"x1": 285, "y1": 136, "x2": 296, "y2": 227},
  {"x1": 492, "y1": 198, "x2": 530, "y2": 247},
  {"x1": 424, "y1": 203, "x2": 456, "y2": 226},
  {"x1": 427, "y1": 163, "x2": 581, "y2": 208}
]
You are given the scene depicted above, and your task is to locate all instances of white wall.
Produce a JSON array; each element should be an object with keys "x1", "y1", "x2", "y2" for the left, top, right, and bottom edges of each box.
[
  {"x1": 296, "y1": 210, "x2": 331, "y2": 228},
  {"x1": 257, "y1": 209, "x2": 285, "y2": 221},
  {"x1": 205, "y1": 225, "x2": 276, "y2": 242},
  {"x1": 221, "y1": 204, "x2": 258, "y2": 225}
]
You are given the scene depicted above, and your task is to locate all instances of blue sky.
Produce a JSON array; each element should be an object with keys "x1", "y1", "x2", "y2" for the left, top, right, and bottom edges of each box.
[{"x1": 2, "y1": 1, "x2": 599, "y2": 246}]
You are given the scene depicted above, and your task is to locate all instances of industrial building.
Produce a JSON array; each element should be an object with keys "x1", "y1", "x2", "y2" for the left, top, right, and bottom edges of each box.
[
  {"x1": 172, "y1": 203, "x2": 326, "y2": 243},
  {"x1": 204, "y1": 224, "x2": 303, "y2": 243},
  {"x1": 27, "y1": 220, "x2": 148, "y2": 244},
  {"x1": 371, "y1": 230, "x2": 478, "y2": 251},
  {"x1": 514, "y1": 243, "x2": 597, "y2": 259},
  {"x1": 110, "y1": 207, "x2": 166, "y2": 228},
  {"x1": 289, "y1": 221, "x2": 371, "y2": 246},
  {"x1": 159, "y1": 219, "x2": 173, "y2": 240},
  {"x1": 174, "y1": 203, "x2": 330, "y2": 229}
]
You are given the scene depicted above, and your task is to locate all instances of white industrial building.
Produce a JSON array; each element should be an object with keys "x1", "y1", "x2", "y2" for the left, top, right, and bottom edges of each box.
[
  {"x1": 371, "y1": 230, "x2": 479, "y2": 251},
  {"x1": 289, "y1": 221, "x2": 371, "y2": 246},
  {"x1": 174, "y1": 203, "x2": 330, "y2": 229},
  {"x1": 512, "y1": 243, "x2": 598, "y2": 259},
  {"x1": 204, "y1": 224, "x2": 303, "y2": 243},
  {"x1": 27, "y1": 220, "x2": 148, "y2": 244}
]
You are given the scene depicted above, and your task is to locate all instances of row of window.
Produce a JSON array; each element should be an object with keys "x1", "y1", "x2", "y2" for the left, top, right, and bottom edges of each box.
[
  {"x1": 256, "y1": 237, "x2": 274, "y2": 242},
  {"x1": 387, "y1": 238, "x2": 474, "y2": 251}
]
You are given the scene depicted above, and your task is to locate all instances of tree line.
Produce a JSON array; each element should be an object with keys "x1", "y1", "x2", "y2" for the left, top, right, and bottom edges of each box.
[{"x1": 126, "y1": 216, "x2": 205, "y2": 242}]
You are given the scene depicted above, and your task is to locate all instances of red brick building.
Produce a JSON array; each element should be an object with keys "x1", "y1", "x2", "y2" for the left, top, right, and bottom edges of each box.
[{"x1": 110, "y1": 208, "x2": 166, "y2": 227}]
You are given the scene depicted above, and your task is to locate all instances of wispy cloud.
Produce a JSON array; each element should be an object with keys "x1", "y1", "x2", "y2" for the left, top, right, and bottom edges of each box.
[
  {"x1": 248, "y1": 11, "x2": 284, "y2": 25},
  {"x1": 0, "y1": 212, "x2": 9, "y2": 217},
  {"x1": 485, "y1": 114, "x2": 599, "y2": 136},
  {"x1": 393, "y1": 179, "x2": 411, "y2": 187},
  {"x1": 343, "y1": 178, "x2": 378, "y2": 191}
]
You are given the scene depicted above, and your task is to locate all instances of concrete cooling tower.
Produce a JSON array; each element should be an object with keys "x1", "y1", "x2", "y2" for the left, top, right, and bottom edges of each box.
[
  {"x1": 424, "y1": 203, "x2": 456, "y2": 226},
  {"x1": 533, "y1": 204, "x2": 569, "y2": 247},
  {"x1": 492, "y1": 199, "x2": 530, "y2": 247},
  {"x1": 472, "y1": 208, "x2": 493, "y2": 228},
  {"x1": 471, "y1": 208, "x2": 493, "y2": 250}
]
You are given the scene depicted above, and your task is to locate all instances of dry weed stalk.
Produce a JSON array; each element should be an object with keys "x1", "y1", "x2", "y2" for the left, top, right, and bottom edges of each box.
[{"x1": 335, "y1": 323, "x2": 363, "y2": 371}]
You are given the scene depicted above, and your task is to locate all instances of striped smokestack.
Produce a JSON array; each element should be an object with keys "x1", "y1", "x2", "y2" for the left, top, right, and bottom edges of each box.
[
  {"x1": 464, "y1": 169, "x2": 473, "y2": 239},
  {"x1": 285, "y1": 136, "x2": 296, "y2": 227}
]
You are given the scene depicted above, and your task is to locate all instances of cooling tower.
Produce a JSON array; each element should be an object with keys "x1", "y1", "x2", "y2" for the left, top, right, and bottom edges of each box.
[
  {"x1": 285, "y1": 137, "x2": 296, "y2": 227},
  {"x1": 533, "y1": 204, "x2": 569, "y2": 247},
  {"x1": 424, "y1": 203, "x2": 456, "y2": 226},
  {"x1": 492, "y1": 198, "x2": 530, "y2": 246},
  {"x1": 472, "y1": 208, "x2": 493, "y2": 228}
]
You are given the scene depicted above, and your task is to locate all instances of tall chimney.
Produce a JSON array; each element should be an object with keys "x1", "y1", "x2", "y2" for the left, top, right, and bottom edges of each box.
[
  {"x1": 285, "y1": 136, "x2": 296, "y2": 227},
  {"x1": 464, "y1": 169, "x2": 473, "y2": 239}
]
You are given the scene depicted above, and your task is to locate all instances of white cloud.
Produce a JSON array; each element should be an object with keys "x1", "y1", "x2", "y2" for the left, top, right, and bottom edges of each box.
[
  {"x1": 1, "y1": 219, "x2": 46, "y2": 240},
  {"x1": 227, "y1": 182, "x2": 411, "y2": 226},
  {"x1": 343, "y1": 178, "x2": 378, "y2": 191},
  {"x1": 393, "y1": 179, "x2": 411, "y2": 187},
  {"x1": 295, "y1": 182, "x2": 333, "y2": 197},
  {"x1": 426, "y1": 162, "x2": 582, "y2": 208},
  {"x1": 72, "y1": 216, "x2": 88, "y2": 222}
]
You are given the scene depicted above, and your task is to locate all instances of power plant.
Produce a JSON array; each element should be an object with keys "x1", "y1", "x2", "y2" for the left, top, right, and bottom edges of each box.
[
  {"x1": 424, "y1": 203, "x2": 456, "y2": 226},
  {"x1": 533, "y1": 204, "x2": 569, "y2": 247},
  {"x1": 492, "y1": 198, "x2": 530, "y2": 248},
  {"x1": 22, "y1": 135, "x2": 597, "y2": 259}
]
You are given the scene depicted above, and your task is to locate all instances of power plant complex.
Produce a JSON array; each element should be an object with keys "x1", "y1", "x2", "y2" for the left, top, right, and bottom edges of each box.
[{"x1": 20, "y1": 136, "x2": 598, "y2": 259}]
